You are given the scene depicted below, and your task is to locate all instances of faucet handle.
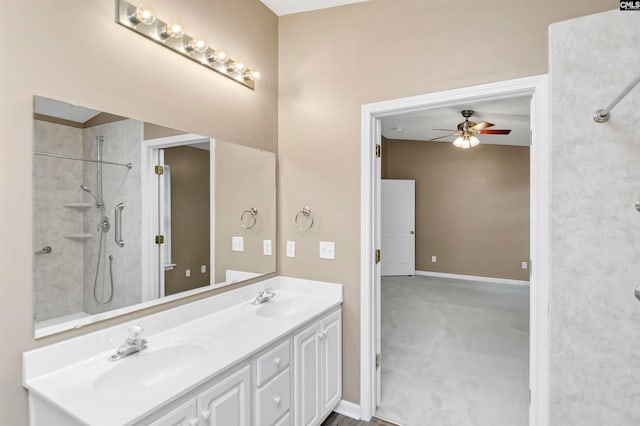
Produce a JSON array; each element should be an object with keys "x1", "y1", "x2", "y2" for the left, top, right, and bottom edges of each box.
[{"x1": 128, "y1": 325, "x2": 144, "y2": 342}]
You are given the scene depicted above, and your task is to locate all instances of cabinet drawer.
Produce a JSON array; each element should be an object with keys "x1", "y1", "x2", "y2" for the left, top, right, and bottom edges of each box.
[
  {"x1": 256, "y1": 339, "x2": 290, "y2": 387},
  {"x1": 256, "y1": 368, "x2": 290, "y2": 426}
]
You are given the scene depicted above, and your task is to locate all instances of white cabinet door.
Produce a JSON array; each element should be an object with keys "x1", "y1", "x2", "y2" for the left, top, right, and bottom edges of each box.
[
  {"x1": 294, "y1": 321, "x2": 322, "y2": 426},
  {"x1": 148, "y1": 399, "x2": 198, "y2": 426},
  {"x1": 320, "y1": 310, "x2": 341, "y2": 414},
  {"x1": 197, "y1": 365, "x2": 251, "y2": 426}
]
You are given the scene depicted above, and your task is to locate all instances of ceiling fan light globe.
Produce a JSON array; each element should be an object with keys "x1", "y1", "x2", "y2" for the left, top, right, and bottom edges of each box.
[
  {"x1": 469, "y1": 136, "x2": 480, "y2": 147},
  {"x1": 461, "y1": 138, "x2": 471, "y2": 149},
  {"x1": 453, "y1": 136, "x2": 463, "y2": 148}
]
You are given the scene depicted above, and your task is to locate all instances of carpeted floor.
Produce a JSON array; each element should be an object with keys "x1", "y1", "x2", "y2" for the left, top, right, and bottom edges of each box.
[{"x1": 375, "y1": 275, "x2": 529, "y2": 426}]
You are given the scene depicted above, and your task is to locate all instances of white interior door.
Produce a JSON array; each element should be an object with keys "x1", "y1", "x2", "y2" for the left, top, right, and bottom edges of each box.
[{"x1": 381, "y1": 179, "x2": 415, "y2": 276}]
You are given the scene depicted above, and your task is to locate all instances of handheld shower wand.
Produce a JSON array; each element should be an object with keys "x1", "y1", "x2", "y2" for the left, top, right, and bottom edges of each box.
[{"x1": 80, "y1": 185, "x2": 104, "y2": 210}]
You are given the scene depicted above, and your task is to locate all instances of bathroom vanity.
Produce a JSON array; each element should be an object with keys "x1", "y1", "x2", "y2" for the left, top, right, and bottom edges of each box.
[{"x1": 23, "y1": 277, "x2": 342, "y2": 426}]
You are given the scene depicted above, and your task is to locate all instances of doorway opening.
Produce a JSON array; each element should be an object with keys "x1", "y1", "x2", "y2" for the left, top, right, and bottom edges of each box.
[{"x1": 360, "y1": 76, "x2": 550, "y2": 425}]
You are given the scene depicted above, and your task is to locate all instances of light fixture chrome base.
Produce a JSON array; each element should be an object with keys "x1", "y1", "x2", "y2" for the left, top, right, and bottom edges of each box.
[
  {"x1": 116, "y1": 0, "x2": 255, "y2": 90},
  {"x1": 593, "y1": 109, "x2": 610, "y2": 123}
]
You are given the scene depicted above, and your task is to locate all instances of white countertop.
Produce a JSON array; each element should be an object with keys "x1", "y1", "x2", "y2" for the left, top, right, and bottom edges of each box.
[{"x1": 23, "y1": 276, "x2": 342, "y2": 426}]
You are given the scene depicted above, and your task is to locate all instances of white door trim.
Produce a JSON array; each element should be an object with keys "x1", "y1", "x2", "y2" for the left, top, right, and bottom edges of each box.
[
  {"x1": 140, "y1": 133, "x2": 215, "y2": 301},
  {"x1": 360, "y1": 75, "x2": 550, "y2": 425}
]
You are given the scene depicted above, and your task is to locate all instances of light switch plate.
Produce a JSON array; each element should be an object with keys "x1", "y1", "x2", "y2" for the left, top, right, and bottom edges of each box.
[
  {"x1": 263, "y1": 240, "x2": 272, "y2": 256},
  {"x1": 232, "y1": 236, "x2": 244, "y2": 252},
  {"x1": 431, "y1": 255, "x2": 437, "y2": 263},
  {"x1": 286, "y1": 240, "x2": 296, "y2": 258},
  {"x1": 521, "y1": 261, "x2": 528, "y2": 270},
  {"x1": 185, "y1": 269, "x2": 191, "y2": 277},
  {"x1": 319, "y1": 241, "x2": 335, "y2": 260},
  {"x1": 201, "y1": 265, "x2": 206, "y2": 273}
]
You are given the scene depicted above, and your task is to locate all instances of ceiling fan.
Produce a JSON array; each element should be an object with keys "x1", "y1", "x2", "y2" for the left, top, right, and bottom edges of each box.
[{"x1": 430, "y1": 110, "x2": 512, "y2": 149}]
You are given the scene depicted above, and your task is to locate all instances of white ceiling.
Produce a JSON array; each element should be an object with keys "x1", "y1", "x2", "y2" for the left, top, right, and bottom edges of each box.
[
  {"x1": 35, "y1": 97, "x2": 101, "y2": 124},
  {"x1": 260, "y1": 0, "x2": 369, "y2": 16},
  {"x1": 381, "y1": 96, "x2": 532, "y2": 147}
]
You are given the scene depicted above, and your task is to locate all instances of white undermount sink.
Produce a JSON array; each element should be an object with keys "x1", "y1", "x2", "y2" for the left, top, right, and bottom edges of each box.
[
  {"x1": 255, "y1": 298, "x2": 309, "y2": 318},
  {"x1": 93, "y1": 343, "x2": 207, "y2": 395}
]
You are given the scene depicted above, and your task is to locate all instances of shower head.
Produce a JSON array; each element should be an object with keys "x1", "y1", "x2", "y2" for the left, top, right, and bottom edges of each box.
[{"x1": 80, "y1": 185, "x2": 104, "y2": 209}]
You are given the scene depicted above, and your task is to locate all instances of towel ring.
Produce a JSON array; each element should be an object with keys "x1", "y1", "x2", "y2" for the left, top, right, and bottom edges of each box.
[
  {"x1": 295, "y1": 207, "x2": 314, "y2": 232},
  {"x1": 241, "y1": 207, "x2": 258, "y2": 229}
]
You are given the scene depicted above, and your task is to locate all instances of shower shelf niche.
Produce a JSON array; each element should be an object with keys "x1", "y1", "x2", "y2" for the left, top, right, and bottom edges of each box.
[
  {"x1": 64, "y1": 234, "x2": 93, "y2": 241},
  {"x1": 62, "y1": 202, "x2": 94, "y2": 210}
]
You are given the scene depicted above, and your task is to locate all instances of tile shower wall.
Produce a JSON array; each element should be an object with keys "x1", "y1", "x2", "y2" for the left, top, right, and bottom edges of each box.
[
  {"x1": 550, "y1": 10, "x2": 640, "y2": 425},
  {"x1": 33, "y1": 121, "x2": 84, "y2": 321},
  {"x1": 82, "y1": 119, "x2": 142, "y2": 314}
]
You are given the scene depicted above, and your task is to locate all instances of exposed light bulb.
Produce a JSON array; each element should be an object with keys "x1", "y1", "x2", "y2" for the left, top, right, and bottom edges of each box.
[
  {"x1": 243, "y1": 69, "x2": 262, "y2": 81},
  {"x1": 160, "y1": 20, "x2": 184, "y2": 39},
  {"x1": 208, "y1": 49, "x2": 228, "y2": 64},
  {"x1": 226, "y1": 59, "x2": 245, "y2": 73},
  {"x1": 186, "y1": 36, "x2": 208, "y2": 53},
  {"x1": 129, "y1": 4, "x2": 156, "y2": 25}
]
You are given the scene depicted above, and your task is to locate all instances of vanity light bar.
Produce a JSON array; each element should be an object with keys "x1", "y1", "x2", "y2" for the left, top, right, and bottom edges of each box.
[{"x1": 116, "y1": 0, "x2": 260, "y2": 90}]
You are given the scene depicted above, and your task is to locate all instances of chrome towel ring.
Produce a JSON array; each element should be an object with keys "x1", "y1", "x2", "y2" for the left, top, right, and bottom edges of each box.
[
  {"x1": 295, "y1": 207, "x2": 314, "y2": 232},
  {"x1": 241, "y1": 207, "x2": 258, "y2": 229}
]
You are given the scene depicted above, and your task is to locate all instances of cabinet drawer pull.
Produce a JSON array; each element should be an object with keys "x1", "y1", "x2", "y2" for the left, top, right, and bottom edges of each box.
[
  {"x1": 274, "y1": 395, "x2": 281, "y2": 406},
  {"x1": 189, "y1": 418, "x2": 200, "y2": 426},
  {"x1": 201, "y1": 410, "x2": 212, "y2": 420},
  {"x1": 273, "y1": 357, "x2": 281, "y2": 366}
]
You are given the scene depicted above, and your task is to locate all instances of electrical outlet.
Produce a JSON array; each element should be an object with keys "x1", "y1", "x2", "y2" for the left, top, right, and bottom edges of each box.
[
  {"x1": 286, "y1": 240, "x2": 296, "y2": 258},
  {"x1": 232, "y1": 236, "x2": 244, "y2": 252},
  {"x1": 521, "y1": 261, "x2": 528, "y2": 270},
  {"x1": 185, "y1": 269, "x2": 190, "y2": 277},
  {"x1": 432, "y1": 255, "x2": 437, "y2": 263},
  {"x1": 201, "y1": 265, "x2": 206, "y2": 273},
  {"x1": 319, "y1": 241, "x2": 336, "y2": 260},
  {"x1": 263, "y1": 240, "x2": 272, "y2": 256}
]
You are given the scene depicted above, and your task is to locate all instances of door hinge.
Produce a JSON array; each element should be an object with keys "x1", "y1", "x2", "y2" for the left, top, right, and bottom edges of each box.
[
  {"x1": 376, "y1": 144, "x2": 382, "y2": 158},
  {"x1": 376, "y1": 353, "x2": 381, "y2": 369},
  {"x1": 375, "y1": 249, "x2": 381, "y2": 264},
  {"x1": 155, "y1": 165, "x2": 164, "y2": 175},
  {"x1": 155, "y1": 235, "x2": 165, "y2": 244}
]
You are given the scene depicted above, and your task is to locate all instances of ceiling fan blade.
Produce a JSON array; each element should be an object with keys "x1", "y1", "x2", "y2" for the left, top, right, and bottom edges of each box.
[
  {"x1": 478, "y1": 129, "x2": 512, "y2": 135},
  {"x1": 470, "y1": 121, "x2": 494, "y2": 131},
  {"x1": 426, "y1": 133, "x2": 458, "y2": 141},
  {"x1": 432, "y1": 128, "x2": 459, "y2": 132}
]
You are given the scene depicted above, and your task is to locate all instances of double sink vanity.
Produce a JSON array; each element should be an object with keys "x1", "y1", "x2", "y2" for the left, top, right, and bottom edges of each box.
[{"x1": 23, "y1": 277, "x2": 343, "y2": 425}]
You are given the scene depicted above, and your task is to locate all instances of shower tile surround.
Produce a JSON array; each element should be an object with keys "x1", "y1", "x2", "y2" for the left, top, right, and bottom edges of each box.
[
  {"x1": 550, "y1": 10, "x2": 640, "y2": 425},
  {"x1": 81, "y1": 120, "x2": 142, "y2": 315},
  {"x1": 33, "y1": 121, "x2": 84, "y2": 321},
  {"x1": 33, "y1": 118, "x2": 142, "y2": 326}
]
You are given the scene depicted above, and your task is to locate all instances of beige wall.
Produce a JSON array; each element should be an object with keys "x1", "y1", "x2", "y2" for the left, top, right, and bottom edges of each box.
[
  {"x1": 278, "y1": 0, "x2": 617, "y2": 404},
  {"x1": 215, "y1": 141, "x2": 277, "y2": 283},
  {"x1": 0, "y1": 0, "x2": 277, "y2": 423},
  {"x1": 382, "y1": 138, "x2": 530, "y2": 281},
  {"x1": 164, "y1": 146, "x2": 211, "y2": 295}
]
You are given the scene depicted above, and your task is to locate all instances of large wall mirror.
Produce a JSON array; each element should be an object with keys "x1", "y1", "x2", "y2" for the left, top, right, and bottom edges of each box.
[{"x1": 32, "y1": 96, "x2": 276, "y2": 337}]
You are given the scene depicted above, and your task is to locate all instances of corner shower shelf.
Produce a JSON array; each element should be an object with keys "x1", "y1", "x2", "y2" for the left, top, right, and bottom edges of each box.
[
  {"x1": 62, "y1": 202, "x2": 94, "y2": 210},
  {"x1": 64, "y1": 234, "x2": 93, "y2": 241}
]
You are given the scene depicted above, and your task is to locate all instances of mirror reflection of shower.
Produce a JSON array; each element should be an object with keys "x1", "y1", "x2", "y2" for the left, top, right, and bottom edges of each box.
[{"x1": 85, "y1": 136, "x2": 114, "y2": 305}]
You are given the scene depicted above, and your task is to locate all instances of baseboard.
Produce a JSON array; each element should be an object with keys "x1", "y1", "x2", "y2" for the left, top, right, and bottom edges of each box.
[
  {"x1": 334, "y1": 399, "x2": 361, "y2": 420},
  {"x1": 414, "y1": 270, "x2": 530, "y2": 286}
]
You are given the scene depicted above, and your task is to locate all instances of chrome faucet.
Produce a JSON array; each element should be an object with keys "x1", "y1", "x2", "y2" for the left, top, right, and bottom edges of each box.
[
  {"x1": 108, "y1": 325, "x2": 148, "y2": 361},
  {"x1": 252, "y1": 286, "x2": 276, "y2": 305}
]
